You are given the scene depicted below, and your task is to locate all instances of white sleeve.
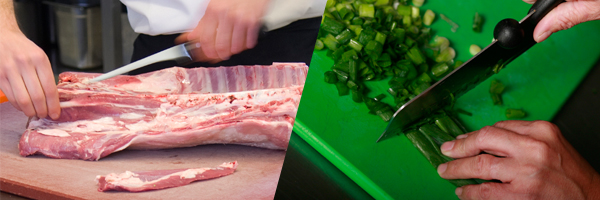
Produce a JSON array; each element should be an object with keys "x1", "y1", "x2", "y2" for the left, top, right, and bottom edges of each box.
[{"x1": 262, "y1": 0, "x2": 327, "y2": 31}]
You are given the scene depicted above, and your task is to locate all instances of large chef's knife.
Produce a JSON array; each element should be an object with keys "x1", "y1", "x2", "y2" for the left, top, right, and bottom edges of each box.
[
  {"x1": 88, "y1": 42, "x2": 200, "y2": 83},
  {"x1": 377, "y1": 0, "x2": 565, "y2": 143}
]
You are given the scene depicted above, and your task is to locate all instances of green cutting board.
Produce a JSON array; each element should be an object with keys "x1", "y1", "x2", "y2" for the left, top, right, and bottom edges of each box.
[{"x1": 292, "y1": 0, "x2": 600, "y2": 199}]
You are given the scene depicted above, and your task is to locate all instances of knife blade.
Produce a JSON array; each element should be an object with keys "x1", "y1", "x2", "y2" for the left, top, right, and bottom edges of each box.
[
  {"x1": 377, "y1": 0, "x2": 565, "y2": 143},
  {"x1": 88, "y1": 42, "x2": 200, "y2": 83}
]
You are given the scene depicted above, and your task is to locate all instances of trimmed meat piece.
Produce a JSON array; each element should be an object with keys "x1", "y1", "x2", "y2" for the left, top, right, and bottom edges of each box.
[{"x1": 96, "y1": 161, "x2": 238, "y2": 192}]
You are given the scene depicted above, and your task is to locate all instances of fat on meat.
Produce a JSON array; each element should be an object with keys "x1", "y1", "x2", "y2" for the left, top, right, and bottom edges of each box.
[
  {"x1": 96, "y1": 161, "x2": 238, "y2": 192},
  {"x1": 19, "y1": 63, "x2": 307, "y2": 160}
]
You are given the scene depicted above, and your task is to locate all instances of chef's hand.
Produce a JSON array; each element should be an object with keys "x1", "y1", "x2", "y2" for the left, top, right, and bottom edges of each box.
[
  {"x1": 523, "y1": 0, "x2": 600, "y2": 43},
  {"x1": 437, "y1": 120, "x2": 600, "y2": 200},
  {"x1": 175, "y1": 0, "x2": 271, "y2": 63},
  {"x1": 0, "y1": 29, "x2": 61, "y2": 120}
]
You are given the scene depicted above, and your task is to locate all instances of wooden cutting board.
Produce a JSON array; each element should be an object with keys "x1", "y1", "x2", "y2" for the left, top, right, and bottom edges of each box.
[{"x1": 0, "y1": 103, "x2": 285, "y2": 200}]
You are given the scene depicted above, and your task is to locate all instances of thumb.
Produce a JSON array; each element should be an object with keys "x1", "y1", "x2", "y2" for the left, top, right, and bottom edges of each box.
[{"x1": 534, "y1": 1, "x2": 600, "y2": 43}]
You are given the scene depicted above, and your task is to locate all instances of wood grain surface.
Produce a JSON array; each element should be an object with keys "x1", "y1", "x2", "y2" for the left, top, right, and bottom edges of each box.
[{"x1": 0, "y1": 103, "x2": 285, "y2": 200}]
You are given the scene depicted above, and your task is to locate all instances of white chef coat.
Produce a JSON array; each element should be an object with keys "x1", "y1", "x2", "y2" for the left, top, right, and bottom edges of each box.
[{"x1": 120, "y1": 0, "x2": 326, "y2": 36}]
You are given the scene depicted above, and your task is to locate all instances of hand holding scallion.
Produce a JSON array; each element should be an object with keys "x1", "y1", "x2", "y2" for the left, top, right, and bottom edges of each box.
[{"x1": 437, "y1": 120, "x2": 600, "y2": 200}]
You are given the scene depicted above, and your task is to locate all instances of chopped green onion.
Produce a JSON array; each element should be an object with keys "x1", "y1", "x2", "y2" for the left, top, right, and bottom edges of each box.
[
  {"x1": 469, "y1": 44, "x2": 481, "y2": 55},
  {"x1": 322, "y1": 16, "x2": 345, "y2": 35},
  {"x1": 348, "y1": 25, "x2": 363, "y2": 35},
  {"x1": 413, "y1": 82, "x2": 431, "y2": 95},
  {"x1": 423, "y1": 9, "x2": 435, "y2": 26},
  {"x1": 333, "y1": 68, "x2": 349, "y2": 82},
  {"x1": 359, "y1": 4, "x2": 375, "y2": 18},
  {"x1": 417, "y1": 72, "x2": 432, "y2": 83},
  {"x1": 341, "y1": 49, "x2": 358, "y2": 61},
  {"x1": 435, "y1": 47, "x2": 455, "y2": 63},
  {"x1": 376, "y1": 109, "x2": 394, "y2": 121},
  {"x1": 440, "y1": 14, "x2": 459, "y2": 32},
  {"x1": 335, "y1": 29, "x2": 355, "y2": 45},
  {"x1": 323, "y1": 34, "x2": 339, "y2": 50},
  {"x1": 473, "y1": 12, "x2": 483, "y2": 33},
  {"x1": 349, "y1": 60, "x2": 358, "y2": 81},
  {"x1": 490, "y1": 79, "x2": 505, "y2": 105},
  {"x1": 375, "y1": 32, "x2": 387, "y2": 44},
  {"x1": 412, "y1": 0, "x2": 425, "y2": 7},
  {"x1": 325, "y1": 0, "x2": 336, "y2": 9},
  {"x1": 364, "y1": 40, "x2": 383, "y2": 60},
  {"x1": 397, "y1": 5, "x2": 412, "y2": 16},
  {"x1": 374, "y1": 94, "x2": 387, "y2": 101},
  {"x1": 324, "y1": 71, "x2": 338, "y2": 84},
  {"x1": 377, "y1": 53, "x2": 392, "y2": 68},
  {"x1": 430, "y1": 36, "x2": 449, "y2": 50},
  {"x1": 348, "y1": 39, "x2": 363, "y2": 51},
  {"x1": 506, "y1": 109, "x2": 526, "y2": 119},
  {"x1": 407, "y1": 46, "x2": 426, "y2": 65},
  {"x1": 411, "y1": 6, "x2": 420, "y2": 19},
  {"x1": 356, "y1": 29, "x2": 376, "y2": 46},
  {"x1": 347, "y1": 80, "x2": 360, "y2": 90},
  {"x1": 315, "y1": 39, "x2": 324, "y2": 50},
  {"x1": 352, "y1": 90, "x2": 364, "y2": 102},
  {"x1": 431, "y1": 63, "x2": 449, "y2": 77},
  {"x1": 335, "y1": 82, "x2": 349, "y2": 96}
]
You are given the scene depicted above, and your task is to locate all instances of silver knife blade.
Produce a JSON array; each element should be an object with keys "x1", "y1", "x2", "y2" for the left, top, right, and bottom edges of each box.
[
  {"x1": 377, "y1": 11, "x2": 539, "y2": 143},
  {"x1": 88, "y1": 42, "x2": 200, "y2": 83}
]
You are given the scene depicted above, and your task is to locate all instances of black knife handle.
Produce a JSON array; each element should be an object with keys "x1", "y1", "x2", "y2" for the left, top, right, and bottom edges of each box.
[{"x1": 528, "y1": 0, "x2": 566, "y2": 25}]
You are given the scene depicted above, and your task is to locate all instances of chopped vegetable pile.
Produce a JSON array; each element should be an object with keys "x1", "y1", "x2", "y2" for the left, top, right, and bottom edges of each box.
[{"x1": 317, "y1": 0, "x2": 460, "y2": 122}]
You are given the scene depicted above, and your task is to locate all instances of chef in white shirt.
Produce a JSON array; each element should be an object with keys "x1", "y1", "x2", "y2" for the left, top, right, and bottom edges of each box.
[{"x1": 0, "y1": 0, "x2": 325, "y2": 119}]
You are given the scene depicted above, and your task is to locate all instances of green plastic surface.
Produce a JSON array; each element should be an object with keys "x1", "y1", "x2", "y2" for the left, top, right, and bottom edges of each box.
[{"x1": 292, "y1": 0, "x2": 600, "y2": 199}]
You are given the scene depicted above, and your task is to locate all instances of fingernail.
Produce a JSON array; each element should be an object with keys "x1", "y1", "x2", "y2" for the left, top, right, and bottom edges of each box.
[
  {"x1": 441, "y1": 141, "x2": 455, "y2": 152},
  {"x1": 455, "y1": 187, "x2": 463, "y2": 196},
  {"x1": 536, "y1": 31, "x2": 551, "y2": 42},
  {"x1": 437, "y1": 163, "x2": 447, "y2": 175},
  {"x1": 50, "y1": 113, "x2": 59, "y2": 119},
  {"x1": 456, "y1": 134, "x2": 468, "y2": 139}
]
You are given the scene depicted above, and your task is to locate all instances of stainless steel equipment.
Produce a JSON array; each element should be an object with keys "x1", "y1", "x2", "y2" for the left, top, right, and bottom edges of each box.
[{"x1": 47, "y1": 1, "x2": 102, "y2": 69}]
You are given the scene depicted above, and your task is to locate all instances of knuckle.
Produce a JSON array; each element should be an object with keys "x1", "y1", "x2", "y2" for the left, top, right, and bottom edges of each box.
[
  {"x1": 529, "y1": 141, "x2": 553, "y2": 165},
  {"x1": 533, "y1": 120, "x2": 562, "y2": 138},
  {"x1": 17, "y1": 98, "x2": 31, "y2": 108},
  {"x1": 475, "y1": 126, "x2": 495, "y2": 144},
  {"x1": 474, "y1": 155, "x2": 489, "y2": 176},
  {"x1": 14, "y1": 55, "x2": 29, "y2": 64},
  {"x1": 477, "y1": 183, "x2": 493, "y2": 200}
]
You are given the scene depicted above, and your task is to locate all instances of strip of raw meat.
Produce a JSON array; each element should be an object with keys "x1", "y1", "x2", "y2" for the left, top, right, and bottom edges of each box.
[
  {"x1": 19, "y1": 63, "x2": 307, "y2": 160},
  {"x1": 96, "y1": 161, "x2": 238, "y2": 192}
]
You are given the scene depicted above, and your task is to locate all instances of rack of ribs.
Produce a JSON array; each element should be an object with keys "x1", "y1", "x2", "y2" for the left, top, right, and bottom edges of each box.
[{"x1": 19, "y1": 63, "x2": 307, "y2": 160}]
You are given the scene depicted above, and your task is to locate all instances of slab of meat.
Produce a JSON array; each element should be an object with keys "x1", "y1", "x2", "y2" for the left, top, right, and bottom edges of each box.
[
  {"x1": 96, "y1": 161, "x2": 238, "y2": 192},
  {"x1": 19, "y1": 63, "x2": 307, "y2": 160}
]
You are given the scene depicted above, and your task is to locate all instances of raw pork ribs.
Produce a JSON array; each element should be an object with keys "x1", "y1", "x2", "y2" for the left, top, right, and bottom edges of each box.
[{"x1": 19, "y1": 63, "x2": 307, "y2": 160}]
